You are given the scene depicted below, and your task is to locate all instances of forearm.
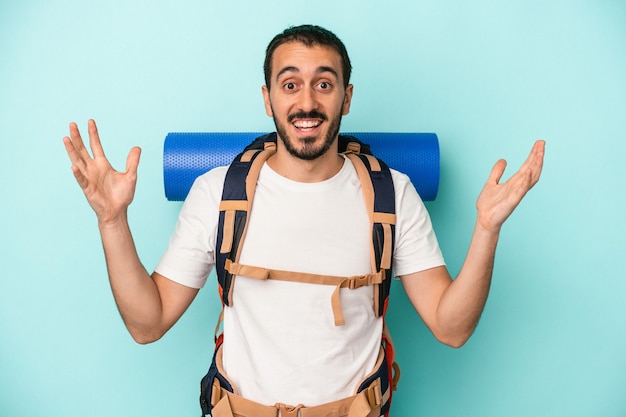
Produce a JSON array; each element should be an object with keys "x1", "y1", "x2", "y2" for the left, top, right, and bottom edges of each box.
[
  {"x1": 406, "y1": 141, "x2": 544, "y2": 347},
  {"x1": 436, "y1": 221, "x2": 500, "y2": 346},
  {"x1": 98, "y1": 214, "x2": 164, "y2": 343}
]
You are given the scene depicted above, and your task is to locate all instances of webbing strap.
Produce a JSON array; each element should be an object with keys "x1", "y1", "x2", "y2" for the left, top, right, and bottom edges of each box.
[
  {"x1": 382, "y1": 322, "x2": 400, "y2": 391},
  {"x1": 222, "y1": 145, "x2": 275, "y2": 257},
  {"x1": 344, "y1": 152, "x2": 395, "y2": 316},
  {"x1": 218, "y1": 143, "x2": 276, "y2": 306},
  {"x1": 211, "y1": 380, "x2": 382, "y2": 417},
  {"x1": 225, "y1": 259, "x2": 385, "y2": 326},
  {"x1": 344, "y1": 153, "x2": 376, "y2": 273}
]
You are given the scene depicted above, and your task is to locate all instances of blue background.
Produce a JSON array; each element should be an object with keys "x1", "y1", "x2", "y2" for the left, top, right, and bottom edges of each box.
[{"x1": 1, "y1": 1, "x2": 625, "y2": 416}]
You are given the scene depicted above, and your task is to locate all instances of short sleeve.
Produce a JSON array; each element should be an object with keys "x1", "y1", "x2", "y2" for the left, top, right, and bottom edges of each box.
[
  {"x1": 391, "y1": 170, "x2": 445, "y2": 277},
  {"x1": 154, "y1": 167, "x2": 228, "y2": 288}
]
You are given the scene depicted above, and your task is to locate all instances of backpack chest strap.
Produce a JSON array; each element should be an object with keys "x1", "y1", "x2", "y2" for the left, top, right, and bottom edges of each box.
[{"x1": 225, "y1": 259, "x2": 386, "y2": 326}]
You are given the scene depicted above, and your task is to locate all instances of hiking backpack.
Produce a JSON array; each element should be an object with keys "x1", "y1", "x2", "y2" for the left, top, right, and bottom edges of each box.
[{"x1": 200, "y1": 132, "x2": 400, "y2": 417}]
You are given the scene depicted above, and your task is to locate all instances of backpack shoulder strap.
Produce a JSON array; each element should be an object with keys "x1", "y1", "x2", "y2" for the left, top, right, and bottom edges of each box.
[
  {"x1": 341, "y1": 136, "x2": 396, "y2": 318},
  {"x1": 215, "y1": 133, "x2": 277, "y2": 306},
  {"x1": 343, "y1": 136, "x2": 400, "y2": 411}
]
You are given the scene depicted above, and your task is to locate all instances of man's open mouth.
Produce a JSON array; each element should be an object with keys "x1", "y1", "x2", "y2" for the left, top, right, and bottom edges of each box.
[{"x1": 293, "y1": 119, "x2": 323, "y2": 132}]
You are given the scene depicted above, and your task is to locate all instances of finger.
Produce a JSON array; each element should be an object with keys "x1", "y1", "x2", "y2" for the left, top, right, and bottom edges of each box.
[
  {"x1": 63, "y1": 135, "x2": 79, "y2": 162},
  {"x1": 70, "y1": 164, "x2": 89, "y2": 190},
  {"x1": 519, "y1": 163, "x2": 534, "y2": 193},
  {"x1": 68, "y1": 121, "x2": 91, "y2": 160},
  {"x1": 529, "y1": 140, "x2": 546, "y2": 184},
  {"x1": 63, "y1": 133, "x2": 88, "y2": 173},
  {"x1": 518, "y1": 140, "x2": 545, "y2": 177},
  {"x1": 516, "y1": 140, "x2": 545, "y2": 190},
  {"x1": 487, "y1": 159, "x2": 507, "y2": 185},
  {"x1": 517, "y1": 144, "x2": 546, "y2": 196},
  {"x1": 125, "y1": 146, "x2": 142, "y2": 176},
  {"x1": 88, "y1": 119, "x2": 107, "y2": 159}
]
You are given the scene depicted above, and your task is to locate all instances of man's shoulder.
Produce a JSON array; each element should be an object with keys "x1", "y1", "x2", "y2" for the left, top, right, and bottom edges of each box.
[
  {"x1": 184, "y1": 165, "x2": 230, "y2": 205},
  {"x1": 389, "y1": 167, "x2": 412, "y2": 187},
  {"x1": 199, "y1": 165, "x2": 229, "y2": 180}
]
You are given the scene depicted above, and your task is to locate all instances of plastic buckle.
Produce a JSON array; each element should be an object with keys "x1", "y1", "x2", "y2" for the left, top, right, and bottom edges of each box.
[
  {"x1": 276, "y1": 403, "x2": 303, "y2": 417},
  {"x1": 348, "y1": 275, "x2": 368, "y2": 290}
]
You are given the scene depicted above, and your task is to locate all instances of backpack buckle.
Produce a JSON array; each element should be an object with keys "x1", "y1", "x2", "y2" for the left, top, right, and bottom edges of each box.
[
  {"x1": 348, "y1": 275, "x2": 369, "y2": 289},
  {"x1": 276, "y1": 403, "x2": 303, "y2": 417},
  {"x1": 345, "y1": 141, "x2": 361, "y2": 154}
]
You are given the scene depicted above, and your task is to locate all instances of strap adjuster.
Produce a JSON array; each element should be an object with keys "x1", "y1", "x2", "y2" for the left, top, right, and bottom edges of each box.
[
  {"x1": 276, "y1": 403, "x2": 303, "y2": 417},
  {"x1": 348, "y1": 275, "x2": 369, "y2": 289}
]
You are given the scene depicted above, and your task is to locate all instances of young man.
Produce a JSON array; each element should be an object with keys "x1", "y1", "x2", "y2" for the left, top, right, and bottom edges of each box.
[{"x1": 63, "y1": 25, "x2": 544, "y2": 416}]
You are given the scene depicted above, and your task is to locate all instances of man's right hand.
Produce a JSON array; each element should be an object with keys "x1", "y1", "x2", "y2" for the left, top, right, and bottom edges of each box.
[{"x1": 63, "y1": 119, "x2": 141, "y2": 224}]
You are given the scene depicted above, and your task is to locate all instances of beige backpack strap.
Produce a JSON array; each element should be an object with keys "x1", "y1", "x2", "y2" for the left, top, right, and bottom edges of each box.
[
  {"x1": 211, "y1": 379, "x2": 382, "y2": 417},
  {"x1": 343, "y1": 152, "x2": 396, "y2": 317},
  {"x1": 218, "y1": 143, "x2": 276, "y2": 305},
  {"x1": 225, "y1": 259, "x2": 385, "y2": 326}
]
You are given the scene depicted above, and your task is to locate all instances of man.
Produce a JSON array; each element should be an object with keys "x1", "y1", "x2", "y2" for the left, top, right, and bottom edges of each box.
[{"x1": 63, "y1": 25, "x2": 544, "y2": 416}]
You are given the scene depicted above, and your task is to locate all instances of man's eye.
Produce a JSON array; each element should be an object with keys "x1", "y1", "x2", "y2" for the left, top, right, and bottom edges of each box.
[
  {"x1": 319, "y1": 82, "x2": 331, "y2": 90},
  {"x1": 284, "y1": 82, "x2": 297, "y2": 90}
]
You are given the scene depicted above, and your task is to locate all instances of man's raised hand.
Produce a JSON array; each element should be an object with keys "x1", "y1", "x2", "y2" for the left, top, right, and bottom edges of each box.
[
  {"x1": 475, "y1": 140, "x2": 545, "y2": 233},
  {"x1": 63, "y1": 119, "x2": 141, "y2": 225}
]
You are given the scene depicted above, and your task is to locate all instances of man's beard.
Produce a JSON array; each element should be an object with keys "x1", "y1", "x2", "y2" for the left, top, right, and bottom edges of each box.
[{"x1": 273, "y1": 109, "x2": 343, "y2": 161}]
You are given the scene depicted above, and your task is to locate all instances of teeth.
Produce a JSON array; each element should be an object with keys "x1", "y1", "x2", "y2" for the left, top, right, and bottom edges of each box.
[{"x1": 294, "y1": 120, "x2": 321, "y2": 129}]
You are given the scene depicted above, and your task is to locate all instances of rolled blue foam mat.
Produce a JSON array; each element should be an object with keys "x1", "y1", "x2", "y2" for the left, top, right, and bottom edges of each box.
[{"x1": 163, "y1": 132, "x2": 439, "y2": 201}]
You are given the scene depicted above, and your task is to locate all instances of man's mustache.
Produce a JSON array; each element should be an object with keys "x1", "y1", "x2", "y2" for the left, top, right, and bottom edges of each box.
[{"x1": 287, "y1": 111, "x2": 328, "y2": 123}]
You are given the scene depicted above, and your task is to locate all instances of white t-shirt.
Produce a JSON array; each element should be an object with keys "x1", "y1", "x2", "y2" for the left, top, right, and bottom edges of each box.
[{"x1": 156, "y1": 154, "x2": 444, "y2": 407}]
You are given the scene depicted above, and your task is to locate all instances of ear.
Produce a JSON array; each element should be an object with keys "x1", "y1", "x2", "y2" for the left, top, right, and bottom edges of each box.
[
  {"x1": 262, "y1": 85, "x2": 273, "y2": 117},
  {"x1": 342, "y1": 84, "x2": 354, "y2": 115}
]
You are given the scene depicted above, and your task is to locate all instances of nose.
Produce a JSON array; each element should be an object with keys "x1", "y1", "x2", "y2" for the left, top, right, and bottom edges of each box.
[{"x1": 297, "y1": 85, "x2": 318, "y2": 112}]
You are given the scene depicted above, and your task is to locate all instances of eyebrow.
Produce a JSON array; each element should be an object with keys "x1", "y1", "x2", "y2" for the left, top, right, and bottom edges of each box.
[{"x1": 275, "y1": 65, "x2": 340, "y2": 83}]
